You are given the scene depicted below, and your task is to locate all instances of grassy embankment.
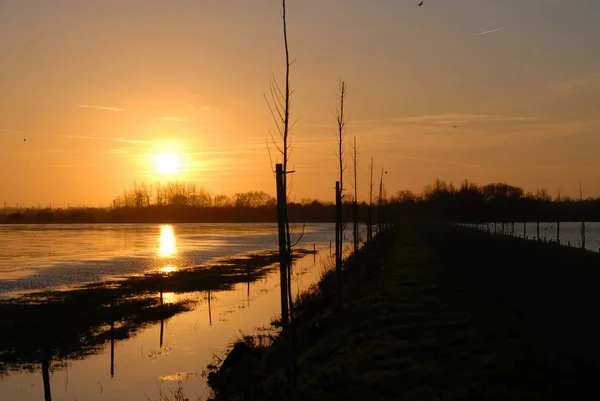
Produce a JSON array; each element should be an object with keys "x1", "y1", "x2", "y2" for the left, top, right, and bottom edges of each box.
[{"x1": 207, "y1": 223, "x2": 600, "y2": 400}]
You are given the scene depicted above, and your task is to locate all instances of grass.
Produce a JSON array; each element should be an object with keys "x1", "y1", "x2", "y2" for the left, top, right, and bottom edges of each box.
[{"x1": 207, "y1": 224, "x2": 598, "y2": 400}]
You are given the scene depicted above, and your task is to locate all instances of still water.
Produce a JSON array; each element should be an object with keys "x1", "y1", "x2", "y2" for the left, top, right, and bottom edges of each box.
[
  {"x1": 0, "y1": 223, "x2": 342, "y2": 401},
  {"x1": 468, "y1": 222, "x2": 600, "y2": 252}
]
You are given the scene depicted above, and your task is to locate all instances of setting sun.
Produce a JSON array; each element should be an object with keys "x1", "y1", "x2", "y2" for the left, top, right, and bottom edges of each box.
[{"x1": 155, "y1": 153, "x2": 180, "y2": 175}]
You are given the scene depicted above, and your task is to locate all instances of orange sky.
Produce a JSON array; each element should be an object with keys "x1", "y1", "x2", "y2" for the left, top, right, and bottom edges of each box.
[{"x1": 1, "y1": 0, "x2": 600, "y2": 207}]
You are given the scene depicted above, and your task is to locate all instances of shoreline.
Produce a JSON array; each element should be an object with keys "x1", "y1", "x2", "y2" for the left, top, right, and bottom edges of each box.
[{"x1": 0, "y1": 248, "x2": 313, "y2": 378}]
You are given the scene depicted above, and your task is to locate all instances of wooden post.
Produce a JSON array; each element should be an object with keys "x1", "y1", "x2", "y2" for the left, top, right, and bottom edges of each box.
[
  {"x1": 377, "y1": 168, "x2": 384, "y2": 234},
  {"x1": 159, "y1": 291, "x2": 164, "y2": 348},
  {"x1": 353, "y1": 200, "x2": 358, "y2": 253},
  {"x1": 208, "y1": 289, "x2": 212, "y2": 326},
  {"x1": 352, "y1": 136, "x2": 359, "y2": 254},
  {"x1": 42, "y1": 351, "x2": 52, "y2": 401},
  {"x1": 276, "y1": 164, "x2": 289, "y2": 332},
  {"x1": 335, "y1": 181, "x2": 342, "y2": 304},
  {"x1": 523, "y1": 222, "x2": 526, "y2": 238},
  {"x1": 110, "y1": 295, "x2": 115, "y2": 378},
  {"x1": 367, "y1": 158, "x2": 373, "y2": 242},
  {"x1": 537, "y1": 221, "x2": 540, "y2": 240},
  {"x1": 557, "y1": 190, "x2": 561, "y2": 245},
  {"x1": 580, "y1": 182, "x2": 586, "y2": 250}
]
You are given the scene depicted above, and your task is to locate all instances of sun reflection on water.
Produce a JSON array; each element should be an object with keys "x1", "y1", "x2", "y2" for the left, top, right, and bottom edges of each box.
[
  {"x1": 158, "y1": 225, "x2": 177, "y2": 257},
  {"x1": 161, "y1": 292, "x2": 176, "y2": 304},
  {"x1": 160, "y1": 265, "x2": 178, "y2": 274}
]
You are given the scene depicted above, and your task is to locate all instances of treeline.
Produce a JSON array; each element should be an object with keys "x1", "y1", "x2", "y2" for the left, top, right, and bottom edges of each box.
[
  {"x1": 0, "y1": 181, "x2": 362, "y2": 223},
  {"x1": 5, "y1": 179, "x2": 600, "y2": 224},
  {"x1": 386, "y1": 179, "x2": 600, "y2": 222},
  {"x1": 0, "y1": 201, "x2": 357, "y2": 224},
  {"x1": 112, "y1": 182, "x2": 277, "y2": 209}
]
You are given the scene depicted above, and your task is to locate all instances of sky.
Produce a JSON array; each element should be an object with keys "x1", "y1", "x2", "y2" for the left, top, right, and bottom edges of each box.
[{"x1": 1, "y1": 0, "x2": 600, "y2": 207}]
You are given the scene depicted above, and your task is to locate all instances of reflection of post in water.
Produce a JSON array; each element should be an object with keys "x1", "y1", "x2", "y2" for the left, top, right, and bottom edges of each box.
[
  {"x1": 208, "y1": 289, "x2": 212, "y2": 326},
  {"x1": 110, "y1": 296, "x2": 115, "y2": 378},
  {"x1": 159, "y1": 290, "x2": 164, "y2": 348},
  {"x1": 42, "y1": 349, "x2": 52, "y2": 401},
  {"x1": 247, "y1": 263, "x2": 251, "y2": 308}
]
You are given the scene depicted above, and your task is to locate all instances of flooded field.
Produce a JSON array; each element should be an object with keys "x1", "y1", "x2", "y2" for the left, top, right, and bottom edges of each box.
[{"x1": 0, "y1": 223, "x2": 344, "y2": 400}]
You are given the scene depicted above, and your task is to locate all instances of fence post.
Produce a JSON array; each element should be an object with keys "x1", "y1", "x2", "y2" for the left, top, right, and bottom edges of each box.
[
  {"x1": 335, "y1": 181, "x2": 342, "y2": 307},
  {"x1": 275, "y1": 164, "x2": 289, "y2": 332},
  {"x1": 353, "y1": 200, "x2": 358, "y2": 254}
]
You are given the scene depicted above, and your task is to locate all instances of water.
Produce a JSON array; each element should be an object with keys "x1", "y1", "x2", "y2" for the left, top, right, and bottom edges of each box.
[
  {"x1": 0, "y1": 223, "x2": 335, "y2": 297},
  {"x1": 0, "y1": 223, "x2": 348, "y2": 401},
  {"x1": 467, "y1": 222, "x2": 600, "y2": 252}
]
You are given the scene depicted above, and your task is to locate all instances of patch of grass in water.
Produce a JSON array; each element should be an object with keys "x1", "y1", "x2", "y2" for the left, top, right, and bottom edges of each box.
[{"x1": 0, "y1": 248, "x2": 311, "y2": 376}]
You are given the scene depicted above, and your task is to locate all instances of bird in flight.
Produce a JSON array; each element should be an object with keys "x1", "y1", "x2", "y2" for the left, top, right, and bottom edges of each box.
[
  {"x1": 418, "y1": 1, "x2": 424, "y2": 6},
  {"x1": 453, "y1": 126, "x2": 458, "y2": 129},
  {"x1": 23, "y1": 138, "x2": 26, "y2": 142}
]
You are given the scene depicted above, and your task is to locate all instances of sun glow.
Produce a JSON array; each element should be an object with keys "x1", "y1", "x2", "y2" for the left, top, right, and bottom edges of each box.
[{"x1": 155, "y1": 153, "x2": 180, "y2": 175}]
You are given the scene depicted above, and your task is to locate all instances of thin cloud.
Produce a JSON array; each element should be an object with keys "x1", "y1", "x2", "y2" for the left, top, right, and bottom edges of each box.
[
  {"x1": 0, "y1": 128, "x2": 22, "y2": 133},
  {"x1": 473, "y1": 28, "x2": 503, "y2": 36},
  {"x1": 396, "y1": 113, "x2": 540, "y2": 125},
  {"x1": 77, "y1": 104, "x2": 124, "y2": 112},
  {"x1": 43, "y1": 163, "x2": 98, "y2": 168},
  {"x1": 159, "y1": 117, "x2": 191, "y2": 123},
  {"x1": 57, "y1": 134, "x2": 150, "y2": 144},
  {"x1": 400, "y1": 155, "x2": 484, "y2": 169}
]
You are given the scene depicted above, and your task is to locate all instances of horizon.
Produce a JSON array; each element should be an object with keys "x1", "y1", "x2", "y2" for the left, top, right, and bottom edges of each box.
[
  {"x1": 2, "y1": 1, "x2": 600, "y2": 206},
  {"x1": 0, "y1": 177, "x2": 593, "y2": 210}
]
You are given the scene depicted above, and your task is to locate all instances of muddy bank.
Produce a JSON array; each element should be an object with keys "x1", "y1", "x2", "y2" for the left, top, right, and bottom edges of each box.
[{"x1": 0, "y1": 249, "x2": 312, "y2": 377}]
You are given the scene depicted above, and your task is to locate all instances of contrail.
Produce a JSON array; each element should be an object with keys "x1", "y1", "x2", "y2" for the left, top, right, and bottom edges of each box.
[
  {"x1": 473, "y1": 28, "x2": 503, "y2": 36},
  {"x1": 77, "y1": 104, "x2": 124, "y2": 112}
]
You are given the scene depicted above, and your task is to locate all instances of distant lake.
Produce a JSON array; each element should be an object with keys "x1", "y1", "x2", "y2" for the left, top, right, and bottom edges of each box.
[
  {"x1": 0, "y1": 223, "x2": 349, "y2": 400},
  {"x1": 468, "y1": 222, "x2": 600, "y2": 252}
]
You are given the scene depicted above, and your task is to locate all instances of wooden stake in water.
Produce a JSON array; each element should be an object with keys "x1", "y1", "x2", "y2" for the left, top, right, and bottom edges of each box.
[
  {"x1": 42, "y1": 350, "x2": 52, "y2": 401},
  {"x1": 110, "y1": 295, "x2": 115, "y2": 378}
]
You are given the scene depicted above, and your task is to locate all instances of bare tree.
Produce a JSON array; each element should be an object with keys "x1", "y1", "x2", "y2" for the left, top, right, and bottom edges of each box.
[
  {"x1": 368, "y1": 157, "x2": 374, "y2": 242},
  {"x1": 378, "y1": 168, "x2": 387, "y2": 233},
  {"x1": 335, "y1": 81, "x2": 347, "y2": 266},
  {"x1": 140, "y1": 183, "x2": 153, "y2": 207},
  {"x1": 352, "y1": 136, "x2": 359, "y2": 253},
  {"x1": 266, "y1": 0, "x2": 297, "y2": 336}
]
